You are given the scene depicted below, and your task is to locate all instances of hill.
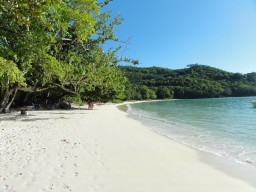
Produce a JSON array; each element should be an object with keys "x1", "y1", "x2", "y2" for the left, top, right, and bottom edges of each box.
[{"x1": 120, "y1": 64, "x2": 256, "y2": 100}]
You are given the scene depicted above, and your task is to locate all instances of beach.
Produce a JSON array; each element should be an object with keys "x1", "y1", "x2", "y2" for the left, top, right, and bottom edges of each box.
[{"x1": 0, "y1": 104, "x2": 255, "y2": 192}]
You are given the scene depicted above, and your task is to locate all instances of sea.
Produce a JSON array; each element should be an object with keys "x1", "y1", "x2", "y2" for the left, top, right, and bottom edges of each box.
[{"x1": 127, "y1": 97, "x2": 256, "y2": 167}]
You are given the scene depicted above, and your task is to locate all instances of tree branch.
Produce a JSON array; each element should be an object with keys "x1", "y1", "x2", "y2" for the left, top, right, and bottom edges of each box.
[
  {"x1": 19, "y1": 86, "x2": 54, "y2": 93},
  {"x1": 52, "y1": 83, "x2": 77, "y2": 95}
]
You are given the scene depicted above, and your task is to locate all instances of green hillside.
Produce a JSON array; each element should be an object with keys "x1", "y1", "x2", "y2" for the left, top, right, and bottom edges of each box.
[{"x1": 120, "y1": 64, "x2": 256, "y2": 100}]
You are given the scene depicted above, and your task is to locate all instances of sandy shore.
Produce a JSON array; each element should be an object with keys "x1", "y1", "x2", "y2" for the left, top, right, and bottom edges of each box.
[{"x1": 0, "y1": 104, "x2": 255, "y2": 192}]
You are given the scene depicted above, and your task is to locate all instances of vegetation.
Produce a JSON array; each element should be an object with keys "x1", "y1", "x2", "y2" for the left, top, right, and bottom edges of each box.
[
  {"x1": 0, "y1": 0, "x2": 130, "y2": 112},
  {"x1": 1, "y1": 1, "x2": 255, "y2": 111},
  {"x1": 121, "y1": 64, "x2": 256, "y2": 100}
]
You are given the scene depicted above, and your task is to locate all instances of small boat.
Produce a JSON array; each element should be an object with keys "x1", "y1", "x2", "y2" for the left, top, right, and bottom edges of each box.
[{"x1": 251, "y1": 100, "x2": 256, "y2": 107}]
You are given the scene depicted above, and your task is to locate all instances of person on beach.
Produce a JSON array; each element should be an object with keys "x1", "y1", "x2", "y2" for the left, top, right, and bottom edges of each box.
[{"x1": 88, "y1": 102, "x2": 94, "y2": 110}]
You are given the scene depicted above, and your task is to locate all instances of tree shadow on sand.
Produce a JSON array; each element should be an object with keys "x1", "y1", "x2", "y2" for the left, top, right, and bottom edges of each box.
[{"x1": 0, "y1": 115, "x2": 69, "y2": 122}]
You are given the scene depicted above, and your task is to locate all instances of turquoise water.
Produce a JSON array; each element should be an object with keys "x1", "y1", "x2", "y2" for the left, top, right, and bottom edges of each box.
[{"x1": 128, "y1": 97, "x2": 256, "y2": 166}]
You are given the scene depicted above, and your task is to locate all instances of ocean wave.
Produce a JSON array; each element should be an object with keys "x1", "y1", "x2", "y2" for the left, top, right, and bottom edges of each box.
[{"x1": 128, "y1": 101, "x2": 256, "y2": 167}]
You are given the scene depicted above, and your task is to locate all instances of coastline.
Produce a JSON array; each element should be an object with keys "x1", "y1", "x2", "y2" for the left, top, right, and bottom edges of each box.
[
  {"x1": 0, "y1": 104, "x2": 255, "y2": 191},
  {"x1": 124, "y1": 100, "x2": 256, "y2": 187}
]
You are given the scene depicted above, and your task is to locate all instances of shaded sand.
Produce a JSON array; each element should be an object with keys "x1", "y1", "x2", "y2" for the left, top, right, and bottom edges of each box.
[{"x1": 0, "y1": 104, "x2": 255, "y2": 192}]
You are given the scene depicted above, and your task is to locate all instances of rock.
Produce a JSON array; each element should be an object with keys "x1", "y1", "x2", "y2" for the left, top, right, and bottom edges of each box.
[
  {"x1": 58, "y1": 101, "x2": 71, "y2": 109},
  {"x1": 21, "y1": 109, "x2": 28, "y2": 115}
]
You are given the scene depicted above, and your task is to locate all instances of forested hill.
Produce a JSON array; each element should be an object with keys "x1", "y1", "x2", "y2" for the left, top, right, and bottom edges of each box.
[{"x1": 120, "y1": 64, "x2": 256, "y2": 100}]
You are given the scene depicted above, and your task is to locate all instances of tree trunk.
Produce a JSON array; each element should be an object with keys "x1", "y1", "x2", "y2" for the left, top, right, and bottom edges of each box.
[
  {"x1": 0, "y1": 89, "x2": 14, "y2": 112},
  {"x1": 6, "y1": 88, "x2": 18, "y2": 109}
]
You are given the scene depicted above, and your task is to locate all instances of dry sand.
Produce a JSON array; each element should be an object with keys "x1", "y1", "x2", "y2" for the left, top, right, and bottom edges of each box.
[{"x1": 0, "y1": 104, "x2": 255, "y2": 192}]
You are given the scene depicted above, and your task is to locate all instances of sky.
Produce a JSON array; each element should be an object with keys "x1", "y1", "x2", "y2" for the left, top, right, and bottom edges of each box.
[{"x1": 104, "y1": 0, "x2": 256, "y2": 74}]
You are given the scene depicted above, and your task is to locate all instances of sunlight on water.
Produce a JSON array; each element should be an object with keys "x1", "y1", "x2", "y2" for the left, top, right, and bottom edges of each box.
[{"x1": 129, "y1": 97, "x2": 256, "y2": 166}]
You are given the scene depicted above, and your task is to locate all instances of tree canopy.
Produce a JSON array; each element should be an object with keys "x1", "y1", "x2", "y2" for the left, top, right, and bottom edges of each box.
[
  {"x1": 121, "y1": 64, "x2": 256, "y2": 100},
  {"x1": 0, "y1": 0, "x2": 128, "y2": 111}
]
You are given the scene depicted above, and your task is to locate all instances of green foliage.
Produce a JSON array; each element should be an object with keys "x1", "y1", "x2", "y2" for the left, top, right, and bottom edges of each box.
[
  {"x1": 139, "y1": 85, "x2": 150, "y2": 100},
  {"x1": 121, "y1": 64, "x2": 256, "y2": 100},
  {"x1": 148, "y1": 89, "x2": 157, "y2": 99},
  {"x1": 63, "y1": 95, "x2": 83, "y2": 106},
  {"x1": 156, "y1": 86, "x2": 173, "y2": 99},
  {"x1": 0, "y1": 0, "x2": 130, "y2": 109},
  {"x1": 112, "y1": 99, "x2": 124, "y2": 104},
  {"x1": 0, "y1": 57, "x2": 26, "y2": 90}
]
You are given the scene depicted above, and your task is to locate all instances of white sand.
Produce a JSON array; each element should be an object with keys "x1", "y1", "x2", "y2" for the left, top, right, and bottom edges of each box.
[{"x1": 0, "y1": 104, "x2": 255, "y2": 192}]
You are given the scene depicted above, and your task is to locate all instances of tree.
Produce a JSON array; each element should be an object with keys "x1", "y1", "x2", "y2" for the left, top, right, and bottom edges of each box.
[
  {"x1": 0, "y1": 58, "x2": 26, "y2": 112},
  {"x1": 246, "y1": 72, "x2": 256, "y2": 83},
  {"x1": 0, "y1": 0, "x2": 130, "y2": 109},
  {"x1": 140, "y1": 85, "x2": 150, "y2": 100},
  {"x1": 121, "y1": 65, "x2": 256, "y2": 100},
  {"x1": 0, "y1": 0, "x2": 100, "y2": 108},
  {"x1": 156, "y1": 86, "x2": 173, "y2": 99},
  {"x1": 148, "y1": 89, "x2": 157, "y2": 99},
  {"x1": 46, "y1": 5, "x2": 127, "y2": 102}
]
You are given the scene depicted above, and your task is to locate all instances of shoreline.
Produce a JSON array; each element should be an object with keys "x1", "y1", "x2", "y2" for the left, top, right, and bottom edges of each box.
[
  {"x1": 123, "y1": 101, "x2": 256, "y2": 188},
  {"x1": 0, "y1": 104, "x2": 255, "y2": 191}
]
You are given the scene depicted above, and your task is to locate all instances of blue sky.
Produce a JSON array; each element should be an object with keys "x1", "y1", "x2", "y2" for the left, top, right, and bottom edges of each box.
[{"x1": 104, "y1": 0, "x2": 256, "y2": 74}]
